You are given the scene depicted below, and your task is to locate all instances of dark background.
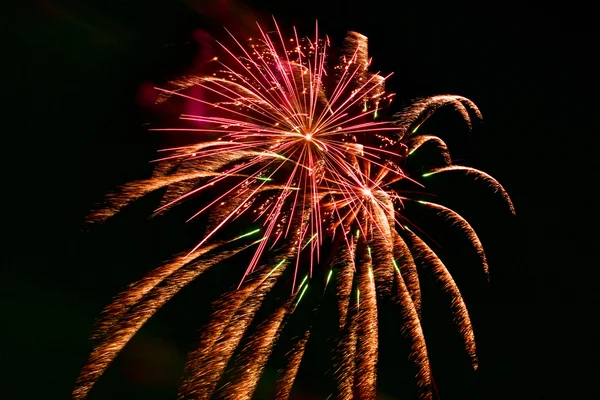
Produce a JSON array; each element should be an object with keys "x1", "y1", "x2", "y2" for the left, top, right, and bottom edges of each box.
[{"x1": 4, "y1": 1, "x2": 598, "y2": 399}]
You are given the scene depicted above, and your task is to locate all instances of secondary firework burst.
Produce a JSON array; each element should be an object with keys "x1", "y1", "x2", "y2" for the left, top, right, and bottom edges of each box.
[{"x1": 74, "y1": 19, "x2": 514, "y2": 400}]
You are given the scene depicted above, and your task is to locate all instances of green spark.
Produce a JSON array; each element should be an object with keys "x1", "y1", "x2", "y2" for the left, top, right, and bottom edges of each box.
[
  {"x1": 298, "y1": 274, "x2": 308, "y2": 290},
  {"x1": 417, "y1": 200, "x2": 427, "y2": 204},
  {"x1": 408, "y1": 149, "x2": 416, "y2": 156},
  {"x1": 374, "y1": 108, "x2": 379, "y2": 119},
  {"x1": 326, "y1": 269, "x2": 333, "y2": 286},
  {"x1": 256, "y1": 177, "x2": 273, "y2": 181},
  {"x1": 392, "y1": 259, "x2": 401, "y2": 274},
  {"x1": 295, "y1": 284, "x2": 309, "y2": 308},
  {"x1": 302, "y1": 233, "x2": 318, "y2": 250},
  {"x1": 356, "y1": 229, "x2": 360, "y2": 238},
  {"x1": 251, "y1": 237, "x2": 268, "y2": 245},
  {"x1": 265, "y1": 259, "x2": 286, "y2": 279},
  {"x1": 422, "y1": 172, "x2": 434, "y2": 178},
  {"x1": 367, "y1": 246, "x2": 371, "y2": 257},
  {"x1": 357, "y1": 289, "x2": 360, "y2": 309},
  {"x1": 404, "y1": 225, "x2": 412, "y2": 232},
  {"x1": 267, "y1": 152, "x2": 287, "y2": 160},
  {"x1": 232, "y1": 228, "x2": 260, "y2": 241}
]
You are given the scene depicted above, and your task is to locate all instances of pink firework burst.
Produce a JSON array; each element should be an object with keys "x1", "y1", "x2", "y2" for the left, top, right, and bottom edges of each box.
[{"x1": 74, "y1": 19, "x2": 514, "y2": 400}]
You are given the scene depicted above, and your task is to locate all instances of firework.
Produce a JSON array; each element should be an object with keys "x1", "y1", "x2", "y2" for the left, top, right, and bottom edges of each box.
[{"x1": 74, "y1": 19, "x2": 514, "y2": 399}]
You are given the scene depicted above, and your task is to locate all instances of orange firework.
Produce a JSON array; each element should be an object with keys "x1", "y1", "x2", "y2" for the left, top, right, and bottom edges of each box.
[{"x1": 74, "y1": 19, "x2": 514, "y2": 400}]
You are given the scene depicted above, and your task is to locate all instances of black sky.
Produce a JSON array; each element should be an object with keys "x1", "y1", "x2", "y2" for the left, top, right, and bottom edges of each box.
[{"x1": 5, "y1": 1, "x2": 599, "y2": 399}]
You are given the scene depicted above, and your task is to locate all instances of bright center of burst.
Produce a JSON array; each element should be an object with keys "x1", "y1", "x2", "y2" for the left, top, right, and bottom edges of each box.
[
  {"x1": 305, "y1": 133, "x2": 312, "y2": 141},
  {"x1": 362, "y1": 188, "x2": 373, "y2": 197}
]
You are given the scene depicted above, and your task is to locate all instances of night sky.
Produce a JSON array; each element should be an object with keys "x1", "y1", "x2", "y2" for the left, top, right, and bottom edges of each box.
[{"x1": 5, "y1": 1, "x2": 599, "y2": 399}]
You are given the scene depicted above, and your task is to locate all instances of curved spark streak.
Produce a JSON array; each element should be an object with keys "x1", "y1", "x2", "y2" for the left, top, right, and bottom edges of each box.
[
  {"x1": 73, "y1": 243, "x2": 251, "y2": 400},
  {"x1": 368, "y1": 199, "x2": 395, "y2": 297},
  {"x1": 423, "y1": 165, "x2": 516, "y2": 215},
  {"x1": 179, "y1": 258, "x2": 290, "y2": 399},
  {"x1": 394, "y1": 95, "x2": 482, "y2": 137},
  {"x1": 275, "y1": 330, "x2": 310, "y2": 399},
  {"x1": 354, "y1": 239, "x2": 378, "y2": 399},
  {"x1": 91, "y1": 243, "x2": 221, "y2": 341},
  {"x1": 403, "y1": 229, "x2": 478, "y2": 370},
  {"x1": 87, "y1": 148, "x2": 269, "y2": 223},
  {"x1": 417, "y1": 200, "x2": 490, "y2": 282},
  {"x1": 392, "y1": 265, "x2": 433, "y2": 400},
  {"x1": 334, "y1": 301, "x2": 358, "y2": 399},
  {"x1": 334, "y1": 236, "x2": 356, "y2": 329},
  {"x1": 406, "y1": 134, "x2": 452, "y2": 165},
  {"x1": 220, "y1": 304, "x2": 290, "y2": 400},
  {"x1": 392, "y1": 231, "x2": 422, "y2": 318}
]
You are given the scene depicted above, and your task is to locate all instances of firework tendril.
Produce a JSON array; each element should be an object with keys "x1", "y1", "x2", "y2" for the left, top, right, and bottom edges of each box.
[{"x1": 74, "y1": 19, "x2": 514, "y2": 400}]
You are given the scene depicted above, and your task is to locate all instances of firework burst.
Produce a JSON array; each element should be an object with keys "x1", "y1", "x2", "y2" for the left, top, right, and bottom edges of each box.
[{"x1": 74, "y1": 19, "x2": 514, "y2": 400}]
